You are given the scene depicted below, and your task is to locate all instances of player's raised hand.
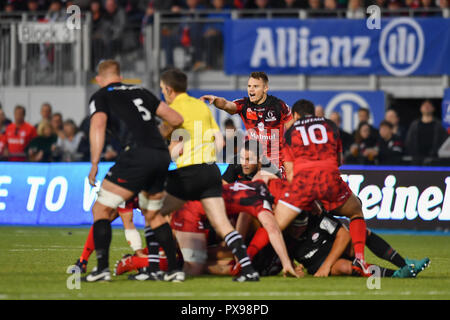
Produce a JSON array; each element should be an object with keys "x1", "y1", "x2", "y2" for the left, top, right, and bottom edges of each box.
[
  {"x1": 200, "y1": 95, "x2": 216, "y2": 105},
  {"x1": 88, "y1": 164, "x2": 98, "y2": 186}
]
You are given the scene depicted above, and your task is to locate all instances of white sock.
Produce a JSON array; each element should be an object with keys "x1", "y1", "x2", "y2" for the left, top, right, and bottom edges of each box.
[{"x1": 124, "y1": 228, "x2": 142, "y2": 252}]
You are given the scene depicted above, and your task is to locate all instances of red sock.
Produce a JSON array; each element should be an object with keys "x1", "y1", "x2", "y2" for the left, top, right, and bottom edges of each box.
[
  {"x1": 142, "y1": 247, "x2": 149, "y2": 255},
  {"x1": 131, "y1": 256, "x2": 149, "y2": 269},
  {"x1": 247, "y1": 227, "x2": 269, "y2": 259},
  {"x1": 80, "y1": 226, "x2": 95, "y2": 261},
  {"x1": 349, "y1": 218, "x2": 367, "y2": 261}
]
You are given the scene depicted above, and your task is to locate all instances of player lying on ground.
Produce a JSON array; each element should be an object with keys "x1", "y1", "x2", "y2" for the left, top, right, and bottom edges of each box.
[
  {"x1": 115, "y1": 180, "x2": 297, "y2": 278},
  {"x1": 285, "y1": 210, "x2": 430, "y2": 278},
  {"x1": 274, "y1": 99, "x2": 371, "y2": 276},
  {"x1": 211, "y1": 208, "x2": 429, "y2": 279}
]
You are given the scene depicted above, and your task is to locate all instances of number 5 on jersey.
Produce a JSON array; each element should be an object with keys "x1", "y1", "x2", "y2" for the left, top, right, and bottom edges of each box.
[
  {"x1": 296, "y1": 124, "x2": 328, "y2": 146},
  {"x1": 133, "y1": 98, "x2": 151, "y2": 121}
]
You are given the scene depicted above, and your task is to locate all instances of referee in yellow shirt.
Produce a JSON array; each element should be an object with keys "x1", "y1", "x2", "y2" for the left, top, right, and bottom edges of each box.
[{"x1": 159, "y1": 69, "x2": 259, "y2": 282}]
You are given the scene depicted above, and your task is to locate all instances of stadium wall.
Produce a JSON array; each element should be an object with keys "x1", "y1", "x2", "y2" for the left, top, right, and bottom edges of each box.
[{"x1": 0, "y1": 162, "x2": 449, "y2": 231}]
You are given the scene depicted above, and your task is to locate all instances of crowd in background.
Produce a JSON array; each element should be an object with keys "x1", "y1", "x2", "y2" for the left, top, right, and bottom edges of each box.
[
  {"x1": 2, "y1": 0, "x2": 449, "y2": 71},
  {"x1": 0, "y1": 99, "x2": 449, "y2": 165}
]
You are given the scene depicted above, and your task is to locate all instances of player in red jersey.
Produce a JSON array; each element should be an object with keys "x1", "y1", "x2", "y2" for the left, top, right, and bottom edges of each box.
[
  {"x1": 4, "y1": 106, "x2": 37, "y2": 161},
  {"x1": 200, "y1": 72, "x2": 293, "y2": 169},
  {"x1": 117, "y1": 180, "x2": 297, "y2": 278},
  {"x1": 274, "y1": 99, "x2": 370, "y2": 276}
]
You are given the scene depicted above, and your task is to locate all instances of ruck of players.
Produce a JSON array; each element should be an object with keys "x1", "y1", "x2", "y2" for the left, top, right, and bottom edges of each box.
[{"x1": 74, "y1": 61, "x2": 429, "y2": 283}]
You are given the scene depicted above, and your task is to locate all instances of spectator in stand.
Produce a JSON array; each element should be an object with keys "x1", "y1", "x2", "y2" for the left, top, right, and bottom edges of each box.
[
  {"x1": 323, "y1": 0, "x2": 339, "y2": 17},
  {"x1": 405, "y1": 0, "x2": 421, "y2": 9},
  {"x1": 375, "y1": 120, "x2": 404, "y2": 165},
  {"x1": 244, "y1": 0, "x2": 274, "y2": 17},
  {"x1": 55, "y1": 119, "x2": 83, "y2": 162},
  {"x1": 90, "y1": 0, "x2": 108, "y2": 69},
  {"x1": 315, "y1": 105, "x2": 325, "y2": 117},
  {"x1": 0, "y1": 108, "x2": 12, "y2": 134},
  {"x1": 373, "y1": 0, "x2": 387, "y2": 9},
  {"x1": 346, "y1": 121, "x2": 378, "y2": 165},
  {"x1": 354, "y1": 107, "x2": 379, "y2": 139},
  {"x1": 35, "y1": 102, "x2": 52, "y2": 129},
  {"x1": 386, "y1": 0, "x2": 405, "y2": 16},
  {"x1": 26, "y1": 121, "x2": 58, "y2": 162},
  {"x1": 384, "y1": 108, "x2": 406, "y2": 143},
  {"x1": 51, "y1": 112, "x2": 64, "y2": 139},
  {"x1": 27, "y1": 0, "x2": 39, "y2": 12},
  {"x1": 4, "y1": 105, "x2": 37, "y2": 161},
  {"x1": 308, "y1": 0, "x2": 323, "y2": 17},
  {"x1": 418, "y1": 0, "x2": 440, "y2": 16},
  {"x1": 278, "y1": 0, "x2": 306, "y2": 8},
  {"x1": 440, "y1": 0, "x2": 449, "y2": 9},
  {"x1": 202, "y1": 0, "x2": 231, "y2": 70},
  {"x1": 141, "y1": 1, "x2": 184, "y2": 68},
  {"x1": 405, "y1": 100, "x2": 448, "y2": 165},
  {"x1": 103, "y1": 0, "x2": 126, "y2": 58},
  {"x1": 347, "y1": 0, "x2": 366, "y2": 18},
  {"x1": 329, "y1": 111, "x2": 354, "y2": 157},
  {"x1": 45, "y1": 0, "x2": 65, "y2": 21},
  {"x1": 182, "y1": 0, "x2": 208, "y2": 71}
]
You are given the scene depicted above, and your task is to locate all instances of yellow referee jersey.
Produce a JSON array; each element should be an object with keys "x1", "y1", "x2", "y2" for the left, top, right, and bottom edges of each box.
[{"x1": 169, "y1": 93, "x2": 220, "y2": 168}]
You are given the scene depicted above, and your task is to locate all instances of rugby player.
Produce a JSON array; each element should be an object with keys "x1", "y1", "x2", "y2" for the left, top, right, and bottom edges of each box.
[
  {"x1": 115, "y1": 180, "x2": 297, "y2": 278},
  {"x1": 151, "y1": 68, "x2": 268, "y2": 282},
  {"x1": 201, "y1": 72, "x2": 294, "y2": 170},
  {"x1": 82, "y1": 60, "x2": 183, "y2": 282},
  {"x1": 274, "y1": 99, "x2": 371, "y2": 276},
  {"x1": 282, "y1": 211, "x2": 430, "y2": 278}
]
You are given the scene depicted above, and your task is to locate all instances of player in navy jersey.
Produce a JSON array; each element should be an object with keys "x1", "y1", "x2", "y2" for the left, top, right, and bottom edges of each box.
[
  {"x1": 274, "y1": 99, "x2": 371, "y2": 277},
  {"x1": 201, "y1": 72, "x2": 293, "y2": 170},
  {"x1": 82, "y1": 60, "x2": 184, "y2": 282}
]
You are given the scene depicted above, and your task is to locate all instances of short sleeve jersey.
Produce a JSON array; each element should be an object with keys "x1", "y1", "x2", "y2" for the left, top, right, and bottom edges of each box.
[
  {"x1": 283, "y1": 116, "x2": 342, "y2": 173},
  {"x1": 169, "y1": 93, "x2": 220, "y2": 168},
  {"x1": 89, "y1": 82, "x2": 166, "y2": 151},
  {"x1": 234, "y1": 95, "x2": 292, "y2": 165}
]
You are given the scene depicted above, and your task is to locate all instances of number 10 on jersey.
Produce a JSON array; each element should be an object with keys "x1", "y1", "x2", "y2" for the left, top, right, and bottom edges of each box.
[{"x1": 296, "y1": 124, "x2": 328, "y2": 146}]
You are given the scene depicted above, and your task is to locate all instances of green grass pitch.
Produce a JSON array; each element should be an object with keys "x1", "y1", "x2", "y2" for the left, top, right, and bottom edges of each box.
[{"x1": 0, "y1": 226, "x2": 449, "y2": 300}]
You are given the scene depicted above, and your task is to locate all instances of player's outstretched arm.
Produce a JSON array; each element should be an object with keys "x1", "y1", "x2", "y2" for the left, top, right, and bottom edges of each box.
[
  {"x1": 257, "y1": 210, "x2": 298, "y2": 278},
  {"x1": 200, "y1": 95, "x2": 238, "y2": 115},
  {"x1": 88, "y1": 112, "x2": 107, "y2": 186},
  {"x1": 314, "y1": 227, "x2": 351, "y2": 277}
]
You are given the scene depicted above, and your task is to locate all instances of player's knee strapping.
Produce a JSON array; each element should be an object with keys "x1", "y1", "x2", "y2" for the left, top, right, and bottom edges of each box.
[
  {"x1": 138, "y1": 192, "x2": 164, "y2": 211},
  {"x1": 124, "y1": 228, "x2": 142, "y2": 252},
  {"x1": 97, "y1": 188, "x2": 125, "y2": 209}
]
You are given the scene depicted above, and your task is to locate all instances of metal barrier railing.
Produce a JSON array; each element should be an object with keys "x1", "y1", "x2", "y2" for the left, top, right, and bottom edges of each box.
[
  {"x1": 0, "y1": 8, "x2": 448, "y2": 87},
  {"x1": 0, "y1": 11, "x2": 91, "y2": 86}
]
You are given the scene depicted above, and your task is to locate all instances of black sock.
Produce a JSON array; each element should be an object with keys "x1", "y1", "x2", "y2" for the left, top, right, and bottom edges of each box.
[
  {"x1": 144, "y1": 226, "x2": 160, "y2": 272},
  {"x1": 366, "y1": 231, "x2": 406, "y2": 268},
  {"x1": 152, "y1": 223, "x2": 178, "y2": 272},
  {"x1": 93, "y1": 219, "x2": 112, "y2": 271},
  {"x1": 224, "y1": 230, "x2": 255, "y2": 275}
]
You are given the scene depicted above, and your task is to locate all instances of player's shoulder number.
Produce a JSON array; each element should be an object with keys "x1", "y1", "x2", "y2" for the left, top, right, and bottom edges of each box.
[
  {"x1": 296, "y1": 123, "x2": 328, "y2": 146},
  {"x1": 133, "y1": 98, "x2": 151, "y2": 121}
]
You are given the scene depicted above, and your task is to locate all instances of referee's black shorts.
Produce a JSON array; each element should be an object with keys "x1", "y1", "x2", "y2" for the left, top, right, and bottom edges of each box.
[
  {"x1": 104, "y1": 146, "x2": 170, "y2": 194},
  {"x1": 166, "y1": 163, "x2": 222, "y2": 201}
]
